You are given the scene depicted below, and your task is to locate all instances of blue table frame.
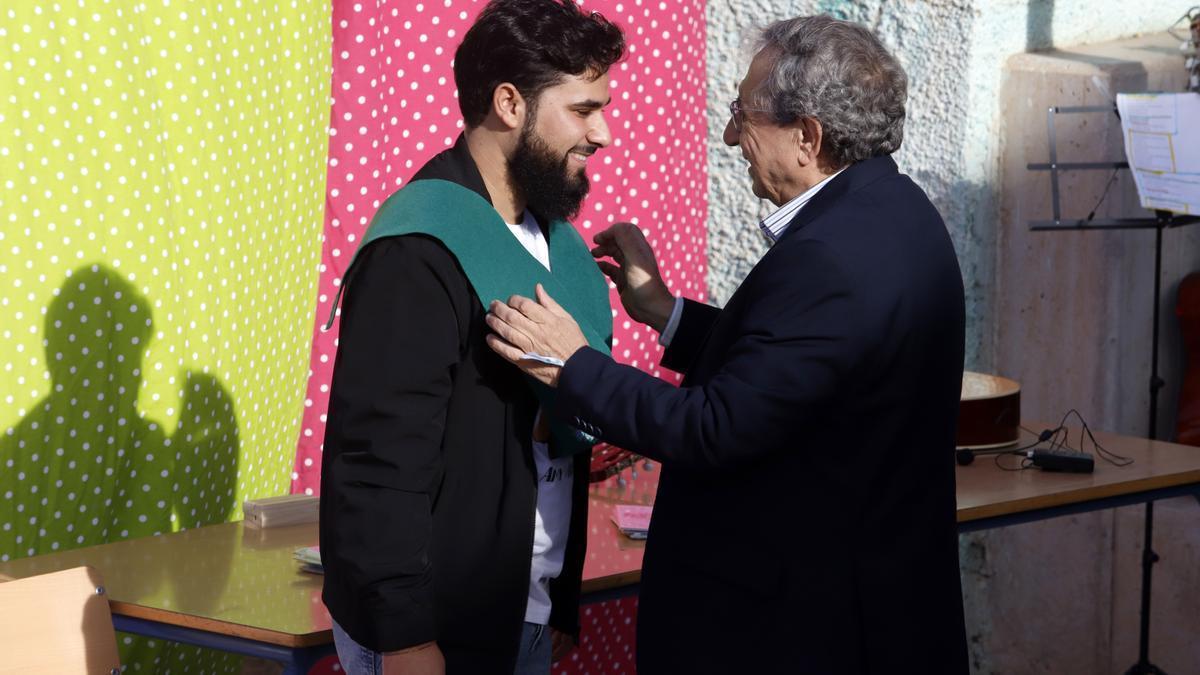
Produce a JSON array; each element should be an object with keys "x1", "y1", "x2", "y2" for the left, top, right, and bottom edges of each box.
[
  {"x1": 110, "y1": 585, "x2": 642, "y2": 673},
  {"x1": 957, "y1": 482, "x2": 1200, "y2": 534},
  {"x1": 114, "y1": 615, "x2": 333, "y2": 675}
]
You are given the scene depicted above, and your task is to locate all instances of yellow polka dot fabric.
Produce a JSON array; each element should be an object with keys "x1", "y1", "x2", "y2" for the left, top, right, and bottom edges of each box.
[{"x1": 0, "y1": 0, "x2": 330, "y2": 671}]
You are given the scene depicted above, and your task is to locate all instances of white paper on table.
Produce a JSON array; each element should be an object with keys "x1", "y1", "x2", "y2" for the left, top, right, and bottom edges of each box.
[{"x1": 1116, "y1": 92, "x2": 1200, "y2": 215}]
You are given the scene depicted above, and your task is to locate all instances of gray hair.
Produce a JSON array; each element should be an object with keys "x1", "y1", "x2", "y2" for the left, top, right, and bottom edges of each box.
[{"x1": 753, "y1": 15, "x2": 908, "y2": 168}]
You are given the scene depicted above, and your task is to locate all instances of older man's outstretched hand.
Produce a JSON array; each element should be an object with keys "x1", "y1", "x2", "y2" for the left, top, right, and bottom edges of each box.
[
  {"x1": 486, "y1": 284, "x2": 589, "y2": 388},
  {"x1": 591, "y1": 222, "x2": 675, "y2": 333}
]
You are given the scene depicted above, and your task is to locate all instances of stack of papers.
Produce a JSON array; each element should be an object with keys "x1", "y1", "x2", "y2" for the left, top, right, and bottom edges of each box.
[
  {"x1": 294, "y1": 546, "x2": 323, "y2": 574},
  {"x1": 1116, "y1": 92, "x2": 1200, "y2": 215},
  {"x1": 611, "y1": 505, "x2": 653, "y2": 540}
]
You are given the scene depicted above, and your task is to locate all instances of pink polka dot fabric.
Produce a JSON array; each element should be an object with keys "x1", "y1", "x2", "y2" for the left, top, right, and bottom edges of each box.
[
  {"x1": 566, "y1": 596, "x2": 642, "y2": 672},
  {"x1": 292, "y1": 1, "x2": 706, "y2": 672},
  {"x1": 291, "y1": 0, "x2": 707, "y2": 493}
]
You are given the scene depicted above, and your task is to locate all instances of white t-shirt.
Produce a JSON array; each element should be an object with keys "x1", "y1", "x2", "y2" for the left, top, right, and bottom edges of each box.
[{"x1": 505, "y1": 210, "x2": 574, "y2": 626}]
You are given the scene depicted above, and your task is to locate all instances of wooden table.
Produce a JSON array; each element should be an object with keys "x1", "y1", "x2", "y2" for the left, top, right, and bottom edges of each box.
[
  {"x1": 1, "y1": 428, "x2": 1196, "y2": 670},
  {"x1": 956, "y1": 425, "x2": 1200, "y2": 531},
  {"x1": 0, "y1": 473, "x2": 662, "y2": 673},
  {"x1": 0, "y1": 517, "x2": 330, "y2": 672}
]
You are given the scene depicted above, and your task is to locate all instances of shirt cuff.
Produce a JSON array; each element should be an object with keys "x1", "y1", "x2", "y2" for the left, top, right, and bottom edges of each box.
[{"x1": 657, "y1": 296, "x2": 685, "y2": 347}]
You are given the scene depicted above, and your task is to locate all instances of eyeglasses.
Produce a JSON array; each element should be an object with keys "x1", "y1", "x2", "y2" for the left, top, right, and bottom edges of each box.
[{"x1": 728, "y1": 98, "x2": 771, "y2": 131}]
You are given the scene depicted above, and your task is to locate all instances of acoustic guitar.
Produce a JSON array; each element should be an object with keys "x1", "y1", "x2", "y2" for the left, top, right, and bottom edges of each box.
[
  {"x1": 1177, "y1": 272, "x2": 1200, "y2": 446},
  {"x1": 957, "y1": 371, "x2": 1021, "y2": 449}
]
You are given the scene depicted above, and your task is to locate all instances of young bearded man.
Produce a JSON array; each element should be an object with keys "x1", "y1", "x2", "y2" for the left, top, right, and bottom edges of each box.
[{"x1": 319, "y1": 2, "x2": 624, "y2": 673}]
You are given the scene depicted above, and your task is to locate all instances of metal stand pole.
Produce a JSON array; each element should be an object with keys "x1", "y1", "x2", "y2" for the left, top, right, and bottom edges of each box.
[{"x1": 1124, "y1": 215, "x2": 1169, "y2": 675}]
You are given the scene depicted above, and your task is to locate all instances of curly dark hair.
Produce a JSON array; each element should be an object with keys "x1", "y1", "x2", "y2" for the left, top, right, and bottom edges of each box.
[{"x1": 454, "y1": 0, "x2": 625, "y2": 128}]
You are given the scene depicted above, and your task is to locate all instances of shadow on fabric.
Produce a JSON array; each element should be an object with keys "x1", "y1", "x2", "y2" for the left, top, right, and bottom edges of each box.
[{"x1": 0, "y1": 264, "x2": 245, "y2": 673}]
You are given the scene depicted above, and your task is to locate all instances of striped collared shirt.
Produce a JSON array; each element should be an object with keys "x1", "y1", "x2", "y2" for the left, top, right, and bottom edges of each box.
[
  {"x1": 659, "y1": 168, "x2": 847, "y2": 347},
  {"x1": 758, "y1": 168, "x2": 845, "y2": 243}
]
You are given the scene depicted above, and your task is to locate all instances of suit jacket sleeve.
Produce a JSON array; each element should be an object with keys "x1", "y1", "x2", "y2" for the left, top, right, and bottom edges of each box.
[
  {"x1": 660, "y1": 298, "x2": 721, "y2": 374},
  {"x1": 557, "y1": 239, "x2": 862, "y2": 470},
  {"x1": 320, "y1": 237, "x2": 462, "y2": 651}
]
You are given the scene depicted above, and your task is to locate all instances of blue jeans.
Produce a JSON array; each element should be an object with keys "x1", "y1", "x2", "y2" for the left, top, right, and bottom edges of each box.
[
  {"x1": 513, "y1": 622, "x2": 552, "y2": 675},
  {"x1": 331, "y1": 619, "x2": 551, "y2": 675},
  {"x1": 331, "y1": 619, "x2": 382, "y2": 675}
]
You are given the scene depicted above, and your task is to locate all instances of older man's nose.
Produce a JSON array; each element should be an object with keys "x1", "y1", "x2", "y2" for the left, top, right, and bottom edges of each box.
[{"x1": 723, "y1": 116, "x2": 740, "y2": 146}]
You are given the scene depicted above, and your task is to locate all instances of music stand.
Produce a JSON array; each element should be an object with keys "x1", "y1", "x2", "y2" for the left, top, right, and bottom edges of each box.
[{"x1": 1027, "y1": 104, "x2": 1200, "y2": 675}]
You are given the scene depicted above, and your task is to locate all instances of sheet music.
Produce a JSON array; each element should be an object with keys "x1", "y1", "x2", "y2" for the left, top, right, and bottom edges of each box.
[{"x1": 1116, "y1": 92, "x2": 1200, "y2": 215}]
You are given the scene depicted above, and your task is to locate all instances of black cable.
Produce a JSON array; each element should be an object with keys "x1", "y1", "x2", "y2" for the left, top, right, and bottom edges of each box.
[
  {"x1": 956, "y1": 427, "x2": 1052, "y2": 467},
  {"x1": 1051, "y1": 409, "x2": 1135, "y2": 466},
  {"x1": 1019, "y1": 423, "x2": 1063, "y2": 450},
  {"x1": 1077, "y1": 415, "x2": 1135, "y2": 467},
  {"x1": 1084, "y1": 169, "x2": 1120, "y2": 223},
  {"x1": 961, "y1": 412, "x2": 1137, "y2": 469},
  {"x1": 994, "y1": 450, "x2": 1033, "y2": 471}
]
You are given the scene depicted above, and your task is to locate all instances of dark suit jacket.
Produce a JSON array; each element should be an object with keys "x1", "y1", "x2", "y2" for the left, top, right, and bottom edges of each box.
[
  {"x1": 557, "y1": 156, "x2": 969, "y2": 674},
  {"x1": 320, "y1": 137, "x2": 590, "y2": 672}
]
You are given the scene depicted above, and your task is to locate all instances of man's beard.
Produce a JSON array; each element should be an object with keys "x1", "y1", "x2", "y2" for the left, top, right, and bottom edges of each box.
[{"x1": 508, "y1": 123, "x2": 592, "y2": 222}]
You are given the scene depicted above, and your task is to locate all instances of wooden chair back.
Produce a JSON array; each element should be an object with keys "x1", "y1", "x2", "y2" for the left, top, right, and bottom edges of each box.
[{"x1": 0, "y1": 565, "x2": 121, "y2": 674}]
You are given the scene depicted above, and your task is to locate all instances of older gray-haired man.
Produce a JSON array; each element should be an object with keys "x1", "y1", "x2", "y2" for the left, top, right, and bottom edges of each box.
[{"x1": 486, "y1": 15, "x2": 969, "y2": 674}]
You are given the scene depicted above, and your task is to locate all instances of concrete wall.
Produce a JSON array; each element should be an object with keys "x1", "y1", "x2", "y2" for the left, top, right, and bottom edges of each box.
[
  {"x1": 985, "y1": 32, "x2": 1200, "y2": 675},
  {"x1": 705, "y1": 2, "x2": 1200, "y2": 673}
]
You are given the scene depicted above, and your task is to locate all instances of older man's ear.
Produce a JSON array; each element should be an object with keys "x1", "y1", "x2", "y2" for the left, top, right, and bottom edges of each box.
[{"x1": 796, "y1": 116, "x2": 825, "y2": 169}]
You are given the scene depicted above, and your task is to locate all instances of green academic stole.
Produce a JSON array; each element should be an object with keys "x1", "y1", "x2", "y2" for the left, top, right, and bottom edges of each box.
[{"x1": 326, "y1": 179, "x2": 613, "y2": 458}]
